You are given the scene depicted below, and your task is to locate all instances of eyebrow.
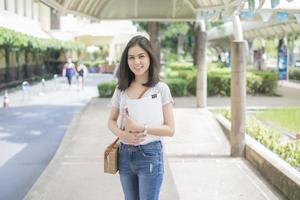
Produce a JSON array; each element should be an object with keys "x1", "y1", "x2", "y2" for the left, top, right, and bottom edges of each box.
[{"x1": 128, "y1": 53, "x2": 145, "y2": 57}]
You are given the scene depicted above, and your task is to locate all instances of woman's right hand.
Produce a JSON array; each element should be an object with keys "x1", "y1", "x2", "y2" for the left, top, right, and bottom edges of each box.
[{"x1": 120, "y1": 130, "x2": 146, "y2": 146}]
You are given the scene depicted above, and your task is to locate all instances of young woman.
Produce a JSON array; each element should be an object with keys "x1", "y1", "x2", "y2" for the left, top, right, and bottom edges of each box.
[
  {"x1": 76, "y1": 62, "x2": 88, "y2": 91},
  {"x1": 108, "y1": 35, "x2": 175, "y2": 200},
  {"x1": 62, "y1": 57, "x2": 76, "y2": 89}
]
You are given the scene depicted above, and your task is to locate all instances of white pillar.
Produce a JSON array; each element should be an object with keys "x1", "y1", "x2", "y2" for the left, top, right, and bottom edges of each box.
[
  {"x1": 25, "y1": 0, "x2": 32, "y2": 19},
  {"x1": 230, "y1": 14, "x2": 246, "y2": 157},
  {"x1": 33, "y1": 2, "x2": 39, "y2": 21},
  {"x1": 16, "y1": 0, "x2": 25, "y2": 16},
  {"x1": 0, "y1": 0, "x2": 4, "y2": 12},
  {"x1": 196, "y1": 18, "x2": 207, "y2": 108},
  {"x1": 108, "y1": 42, "x2": 115, "y2": 64},
  {"x1": 7, "y1": 0, "x2": 16, "y2": 13},
  {"x1": 39, "y1": 3, "x2": 51, "y2": 31},
  {"x1": 232, "y1": 15, "x2": 243, "y2": 41}
]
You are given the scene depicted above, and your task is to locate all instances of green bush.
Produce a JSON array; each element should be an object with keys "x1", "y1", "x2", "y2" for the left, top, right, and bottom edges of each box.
[
  {"x1": 276, "y1": 141, "x2": 300, "y2": 168},
  {"x1": 207, "y1": 61, "x2": 227, "y2": 69},
  {"x1": 222, "y1": 111, "x2": 300, "y2": 169},
  {"x1": 97, "y1": 81, "x2": 117, "y2": 97},
  {"x1": 253, "y1": 71, "x2": 278, "y2": 95},
  {"x1": 165, "y1": 79, "x2": 188, "y2": 97},
  {"x1": 165, "y1": 53, "x2": 178, "y2": 62},
  {"x1": 83, "y1": 61, "x2": 92, "y2": 68},
  {"x1": 187, "y1": 73, "x2": 197, "y2": 95},
  {"x1": 164, "y1": 65, "x2": 278, "y2": 97},
  {"x1": 0, "y1": 27, "x2": 84, "y2": 52},
  {"x1": 207, "y1": 72, "x2": 231, "y2": 96},
  {"x1": 189, "y1": 69, "x2": 276, "y2": 96},
  {"x1": 289, "y1": 67, "x2": 300, "y2": 81},
  {"x1": 167, "y1": 62, "x2": 195, "y2": 71},
  {"x1": 246, "y1": 73, "x2": 263, "y2": 95}
]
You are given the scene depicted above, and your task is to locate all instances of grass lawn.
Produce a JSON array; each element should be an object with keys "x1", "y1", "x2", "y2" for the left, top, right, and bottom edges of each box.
[{"x1": 255, "y1": 107, "x2": 300, "y2": 135}]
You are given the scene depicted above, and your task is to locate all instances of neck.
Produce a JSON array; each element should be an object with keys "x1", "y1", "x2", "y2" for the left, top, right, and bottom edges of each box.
[{"x1": 134, "y1": 74, "x2": 148, "y2": 85}]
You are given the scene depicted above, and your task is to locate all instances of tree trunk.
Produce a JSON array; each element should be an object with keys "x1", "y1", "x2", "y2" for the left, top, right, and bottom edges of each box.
[
  {"x1": 177, "y1": 33, "x2": 184, "y2": 62},
  {"x1": 4, "y1": 48, "x2": 10, "y2": 83},
  {"x1": 148, "y1": 22, "x2": 160, "y2": 67},
  {"x1": 16, "y1": 50, "x2": 20, "y2": 80},
  {"x1": 23, "y1": 49, "x2": 29, "y2": 79},
  {"x1": 193, "y1": 25, "x2": 199, "y2": 66}
]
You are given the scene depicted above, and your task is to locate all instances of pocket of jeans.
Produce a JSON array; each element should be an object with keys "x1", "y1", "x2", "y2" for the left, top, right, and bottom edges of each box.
[
  {"x1": 139, "y1": 146, "x2": 162, "y2": 158},
  {"x1": 140, "y1": 148, "x2": 161, "y2": 158}
]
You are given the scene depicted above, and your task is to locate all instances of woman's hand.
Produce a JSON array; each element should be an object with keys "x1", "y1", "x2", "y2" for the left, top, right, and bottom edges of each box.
[
  {"x1": 123, "y1": 114, "x2": 144, "y2": 132},
  {"x1": 120, "y1": 129, "x2": 146, "y2": 146}
]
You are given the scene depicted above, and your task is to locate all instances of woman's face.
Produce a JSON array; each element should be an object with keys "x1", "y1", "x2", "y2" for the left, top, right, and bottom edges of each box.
[{"x1": 127, "y1": 45, "x2": 150, "y2": 76}]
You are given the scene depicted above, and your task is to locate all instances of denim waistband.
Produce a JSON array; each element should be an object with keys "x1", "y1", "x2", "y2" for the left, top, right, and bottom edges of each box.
[{"x1": 120, "y1": 141, "x2": 162, "y2": 151}]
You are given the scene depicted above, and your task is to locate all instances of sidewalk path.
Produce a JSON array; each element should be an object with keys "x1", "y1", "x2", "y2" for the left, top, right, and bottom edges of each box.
[
  {"x1": 0, "y1": 74, "x2": 113, "y2": 200},
  {"x1": 25, "y1": 98, "x2": 286, "y2": 200}
]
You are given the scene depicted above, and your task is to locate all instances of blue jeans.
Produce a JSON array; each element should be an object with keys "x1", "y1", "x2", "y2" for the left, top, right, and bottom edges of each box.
[{"x1": 119, "y1": 141, "x2": 164, "y2": 200}]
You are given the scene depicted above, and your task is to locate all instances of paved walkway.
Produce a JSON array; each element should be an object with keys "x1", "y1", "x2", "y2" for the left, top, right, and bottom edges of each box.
[
  {"x1": 25, "y1": 100, "x2": 288, "y2": 199},
  {"x1": 2, "y1": 77, "x2": 299, "y2": 200},
  {"x1": 0, "y1": 74, "x2": 114, "y2": 200}
]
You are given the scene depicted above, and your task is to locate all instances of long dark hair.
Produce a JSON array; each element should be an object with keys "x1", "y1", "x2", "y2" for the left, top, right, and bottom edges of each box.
[{"x1": 117, "y1": 35, "x2": 160, "y2": 91}]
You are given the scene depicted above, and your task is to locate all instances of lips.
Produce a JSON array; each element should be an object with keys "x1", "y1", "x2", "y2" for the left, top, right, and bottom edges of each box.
[{"x1": 134, "y1": 66, "x2": 143, "y2": 70}]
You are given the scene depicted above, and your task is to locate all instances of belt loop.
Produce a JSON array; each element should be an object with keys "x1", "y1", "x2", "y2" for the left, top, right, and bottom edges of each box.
[{"x1": 138, "y1": 145, "x2": 142, "y2": 152}]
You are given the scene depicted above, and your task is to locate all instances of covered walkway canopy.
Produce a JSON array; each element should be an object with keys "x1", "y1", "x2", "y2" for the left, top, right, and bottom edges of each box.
[
  {"x1": 208, "y1": 0, "x2": 300, "y2": 41},
  {"x1": 37, "y1": 0, "x2": 245, "y2": 21}
]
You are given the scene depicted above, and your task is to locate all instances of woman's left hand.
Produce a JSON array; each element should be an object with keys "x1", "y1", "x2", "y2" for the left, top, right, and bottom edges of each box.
[{"x1": 123, "y1": 114, "x2": 143, "y2": 132}]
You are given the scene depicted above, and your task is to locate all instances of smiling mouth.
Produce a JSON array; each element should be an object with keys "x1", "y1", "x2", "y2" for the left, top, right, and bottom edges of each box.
[{"x1": 134, "y1": 66, "x2": 143, "y2": 70}]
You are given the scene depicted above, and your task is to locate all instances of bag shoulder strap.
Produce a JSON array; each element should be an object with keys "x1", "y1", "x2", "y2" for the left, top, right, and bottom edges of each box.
[{"x1": 137, "y1": 87, "x2": 149, "y2": 99}]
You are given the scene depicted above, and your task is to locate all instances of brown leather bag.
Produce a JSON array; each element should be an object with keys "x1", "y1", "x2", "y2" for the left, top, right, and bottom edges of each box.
[
  {"x1": 104, "y1": 137, "x2": 119, "y2": 174},
  {"x1": 104, "y1": 87, "x2": 149, "y2": 174}
]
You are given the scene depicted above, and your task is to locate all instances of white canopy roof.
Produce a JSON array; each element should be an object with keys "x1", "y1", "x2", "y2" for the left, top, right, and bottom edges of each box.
[{"x1": 37, "y1": 0, "x2": 245, "y2": 21}]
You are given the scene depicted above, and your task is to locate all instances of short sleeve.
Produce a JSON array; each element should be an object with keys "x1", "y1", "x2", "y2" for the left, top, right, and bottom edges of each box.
[
  {"x1": 110, "y1": 87, "x2": 121, "y2": 109},
  {"x1": 156, "y1": 82, "x2": 174, "y2": 106}
]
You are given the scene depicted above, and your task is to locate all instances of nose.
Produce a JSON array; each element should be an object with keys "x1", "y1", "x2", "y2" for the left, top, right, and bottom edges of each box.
[{"x1": 134, "y1": 58, "x2": 140, "y2": 64}]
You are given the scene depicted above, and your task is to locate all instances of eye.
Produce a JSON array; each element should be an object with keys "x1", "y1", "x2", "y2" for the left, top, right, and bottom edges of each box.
[
  {"x1": 128, "y1": 56, "x2": 134, "y2": 60},
  {"x1": 139, "y1": 55, "x2": 145, "y2": 58}
]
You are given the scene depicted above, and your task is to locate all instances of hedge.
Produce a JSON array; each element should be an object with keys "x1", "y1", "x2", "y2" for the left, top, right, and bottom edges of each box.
[
  {"x1": 223, "y1": 111, "x2": 300, "y2": 170},
  {"x1": 98, "y1": 69, "x2": 278, "y2": 98},
  {"x1": 98, "y1": 81, "x2": 117, "y2": 97},
  {"x1": 164, "y1": 79, "x2": 188, "y2": 97},
  {"x1": 0, "y1": 27, "x2": 84, "y2": 52},
  {"x1": 171, "y1": 68, "x2": 278, "y2": 96},
  {"x1": 289, "y1": 67, "x2": 300, "y2": 81}
]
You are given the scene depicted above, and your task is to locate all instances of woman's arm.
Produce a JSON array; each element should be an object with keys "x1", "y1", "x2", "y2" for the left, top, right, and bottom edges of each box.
[
  {"x1": 108, "y1": 107, "x2": 146, "y2": 145},
  {"x1": 107, "y1": 107, "x2": 123, "y2": 138},
  {"x1": 123, "y1": 102, "x2": 175, "y2": 137}
]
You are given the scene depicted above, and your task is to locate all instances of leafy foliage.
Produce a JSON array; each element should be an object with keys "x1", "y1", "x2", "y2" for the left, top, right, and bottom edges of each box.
[
  {"x1": 289, "y1": 67, "x2": 300, "y2": 81},
  {"x1": 97, "y1": 81, "x2": 117, "y2": 97},
  {"x1": 0, "y1": 27, "x2": 84, "y2": 52},
  {"x1": 222, "y1": 111, "x2": 300, "y2": 170}
]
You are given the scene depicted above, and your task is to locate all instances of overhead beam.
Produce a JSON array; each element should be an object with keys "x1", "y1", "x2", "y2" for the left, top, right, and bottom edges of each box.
[
  {"x1": 172, "y1": 0, "x2": 177, "y2": 18},
  {"x1": 134, "y1": 0, "x2": 138, "y2": 18},
  {"x1": 77, "y1": 0, "x2": 87, "y2": 12},
  {"x1": 183, "y1": 0, "x2": 195, "y2": 12},
  {"x1": 83, "y1": 0, "x2": 94, "y2": 14},
  {"x1": 92, "y1": 0, "x2": 110, "y2": 17}
]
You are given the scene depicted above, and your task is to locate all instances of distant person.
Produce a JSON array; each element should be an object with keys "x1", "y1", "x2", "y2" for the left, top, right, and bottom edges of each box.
[
  {"x1": 62, "y1": 58, "x2": 76, "y2": 89},
  {"x1": 76, "y1": 62, "x2": 88, "y2": 91}
]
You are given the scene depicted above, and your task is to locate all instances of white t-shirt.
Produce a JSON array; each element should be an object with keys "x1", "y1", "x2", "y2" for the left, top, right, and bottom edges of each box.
[{"x1": 110, "y1": 81, "x2": 174, "y2": 145}]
